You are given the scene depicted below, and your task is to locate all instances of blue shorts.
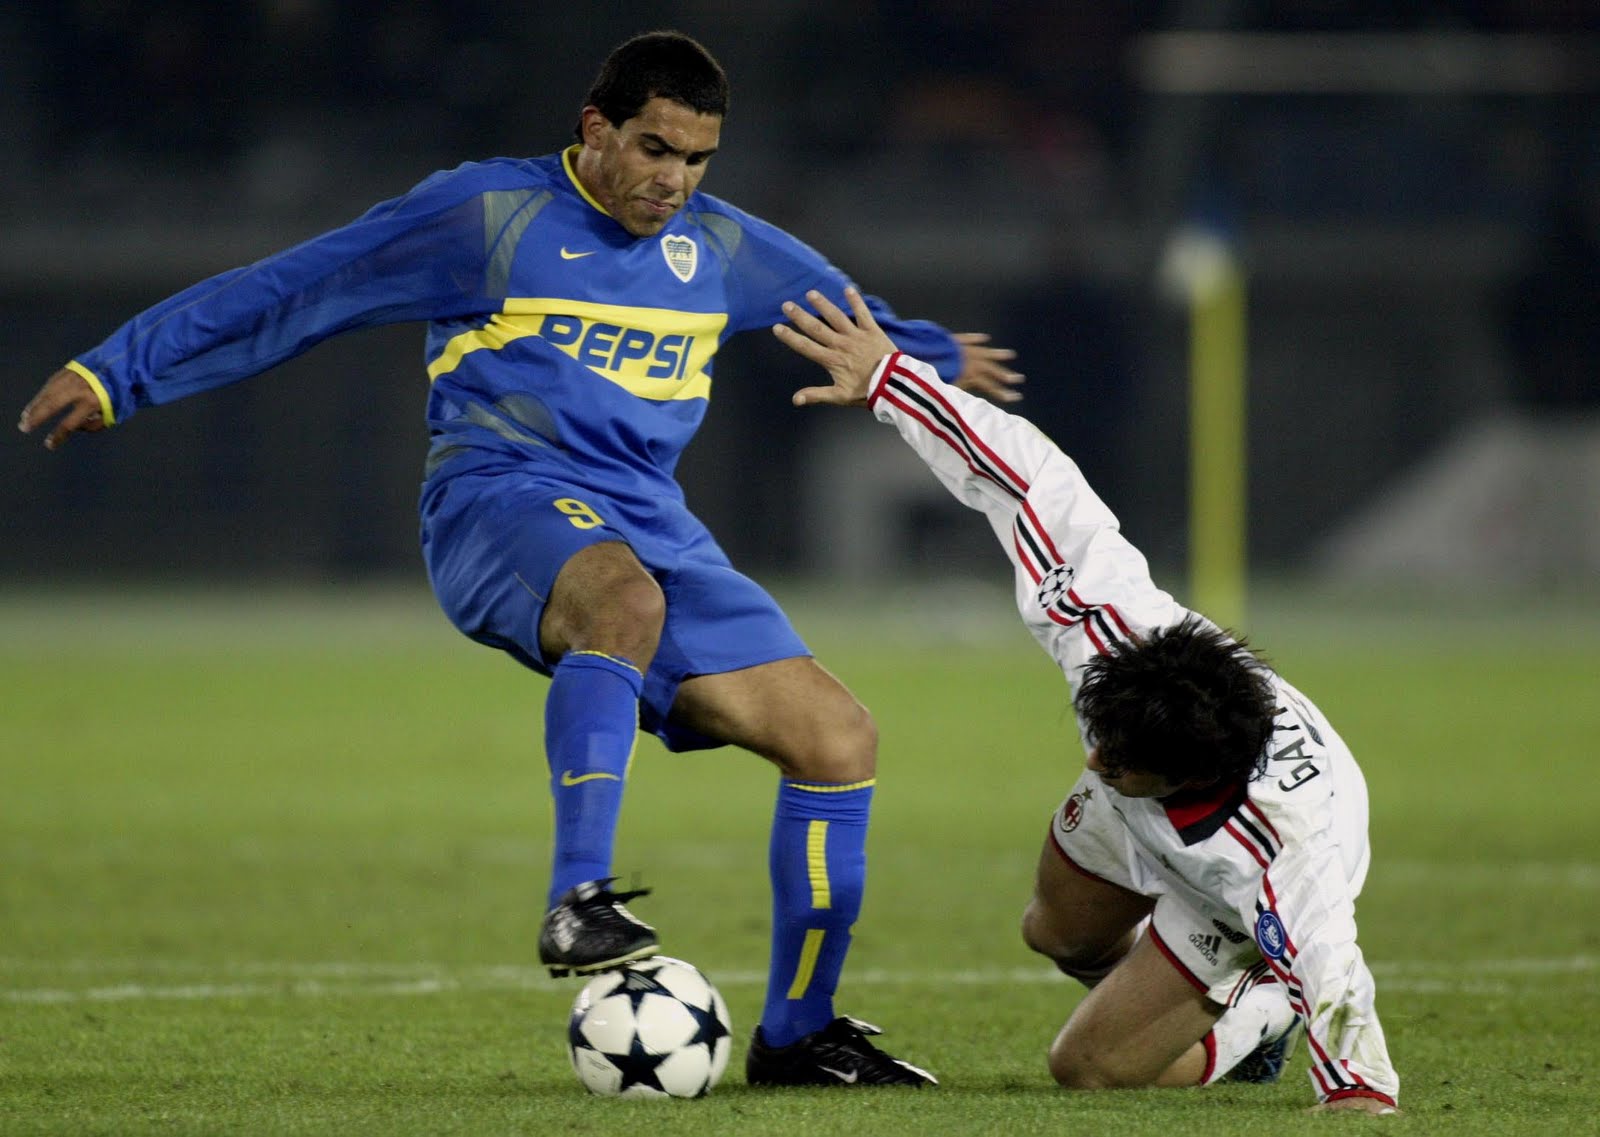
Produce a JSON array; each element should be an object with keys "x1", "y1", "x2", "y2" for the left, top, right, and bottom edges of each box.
[{"x1": 419, "y1": 468, "x2": 810, "y2": 751}]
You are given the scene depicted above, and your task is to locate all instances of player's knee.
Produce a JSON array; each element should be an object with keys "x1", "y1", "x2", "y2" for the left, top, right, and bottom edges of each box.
[
  {"x1": 1047, "y1": 1029, "x2": 1152, "y2": 1090},
  {"x1": 1020, "y1": 897, "x2": 1082, "y2": 963},
  {"x1": 605, "y1": 572, "x2": 666, "y2": 638},
  {"x1": 578, "y1": 577, "x2": 664, "y2": 661},
  {"x1": 1020, "y1": 901, "x2": 1121, "y2": 985},
  {"x1": 543, "y1": 555, "x2": 665, "y2": 662},
  {"x1": 784, "y1": 699, "x2": 877, "y2": 783},
  {"x1": 1048, "y1": 1043, "x2": 1138, "y2": 1090}
]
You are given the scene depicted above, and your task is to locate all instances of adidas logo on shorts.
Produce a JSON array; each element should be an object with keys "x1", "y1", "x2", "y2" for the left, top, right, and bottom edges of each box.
[{"x1": 1188, "y1": 931, "x2": 1223, "y2": 964}]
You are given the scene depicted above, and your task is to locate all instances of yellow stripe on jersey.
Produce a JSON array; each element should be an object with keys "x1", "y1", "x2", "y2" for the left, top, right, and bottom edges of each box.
[
  {"x1": 561, "y1": 146, "x2": 611, "y2": 216},
  {"x1": 65, "y1": 360, "x2": 116, "y2": 426},
  {"x1": 806, "y1": 820, "x2": 831, "y2": 910},
  {"x1": 786, "y1": 928, "x2": 827, "y2": 1000},
  {"x1": 427, "y1": 298, "x2": 726, "y2": 402}
]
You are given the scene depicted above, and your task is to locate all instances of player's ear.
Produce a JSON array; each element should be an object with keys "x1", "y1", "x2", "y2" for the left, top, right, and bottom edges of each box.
[{"x1": 578, "y1": 106, "x2": 612, "y2": 149}]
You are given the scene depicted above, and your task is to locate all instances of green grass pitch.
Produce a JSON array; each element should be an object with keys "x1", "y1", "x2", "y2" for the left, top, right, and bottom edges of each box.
[{"x1": 1, "y1": 584, "x2": 1596, "y2": 1136}]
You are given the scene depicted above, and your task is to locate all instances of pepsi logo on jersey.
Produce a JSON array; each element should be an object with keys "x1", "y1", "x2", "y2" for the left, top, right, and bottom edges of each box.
[{"x1": 538, "y1": 314, "x2": 697, "y2": 381}]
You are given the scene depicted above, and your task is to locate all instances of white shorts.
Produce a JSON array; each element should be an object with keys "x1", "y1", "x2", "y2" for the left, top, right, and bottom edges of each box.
[{"x1": 1047, "y1": 777, "x2": 1273, "y2": 1008}]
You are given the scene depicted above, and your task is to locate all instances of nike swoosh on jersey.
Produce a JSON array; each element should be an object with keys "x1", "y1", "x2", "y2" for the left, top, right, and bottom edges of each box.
[
  {"x1": 560, "y1": 770, "x2": 621, "y2": 786},
  {"x1": 559, "y1": 247, "x2": 596, "y2": 260}
]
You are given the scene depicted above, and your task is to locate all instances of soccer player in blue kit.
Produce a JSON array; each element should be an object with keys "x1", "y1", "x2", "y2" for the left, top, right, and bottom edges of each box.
[{"x1": 18, "y1": 32, "x2": 1021, "y2": 1086}]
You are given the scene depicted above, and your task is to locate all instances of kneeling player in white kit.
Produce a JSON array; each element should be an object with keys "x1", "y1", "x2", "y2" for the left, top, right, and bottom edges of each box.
[{"x1": 774, "y1": 288, "x2": 1399, "y2": 1115}]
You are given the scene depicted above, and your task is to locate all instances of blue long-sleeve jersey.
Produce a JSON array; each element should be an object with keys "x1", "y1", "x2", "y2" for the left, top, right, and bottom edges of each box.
[{"x1": 70, "y1": 148, "x2": 963, "y2": 500}]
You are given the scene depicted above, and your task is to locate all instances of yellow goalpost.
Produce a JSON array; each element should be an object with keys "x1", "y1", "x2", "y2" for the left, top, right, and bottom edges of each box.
[{"x1": 1169, "y1": 230, "x2": 1248, "y2": 629}]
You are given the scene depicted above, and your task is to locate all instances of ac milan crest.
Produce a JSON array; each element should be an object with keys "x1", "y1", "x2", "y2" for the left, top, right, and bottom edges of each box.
[{"x1": 1060, "y1": 788, "x2": 1092, "y2": 832}]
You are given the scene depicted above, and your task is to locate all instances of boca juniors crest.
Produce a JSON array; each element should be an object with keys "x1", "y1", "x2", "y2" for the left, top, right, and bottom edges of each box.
[{"x1": 661, "y1": 234, "x2": 698, "y2": 282}]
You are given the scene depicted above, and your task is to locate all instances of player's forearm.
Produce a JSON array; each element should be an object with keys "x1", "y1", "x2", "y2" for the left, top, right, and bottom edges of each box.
[
  {"x1": 74, "y1": 185, "x2": 483, "y2": 422},
  {"x1": 1254, "y1": 849, "x2": 1400, "y2": 1106},
  {"x1": 867, "y1": 351, "x2": 1179, "y2": 658},
  {"x1": 1296, "y1": 971, "x2": 1398, "y2": 1105},
  {"x1": 866, "y1": 352, "x2": 1060, "y2": 513},
  {"x1": 72, "y1": 263, "x2": 269, "y2": 422}
]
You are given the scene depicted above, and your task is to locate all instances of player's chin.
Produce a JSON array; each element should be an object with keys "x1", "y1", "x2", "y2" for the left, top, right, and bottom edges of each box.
[
  {"x1": 624, "y1": 204, "x2": 679, "y2": 237},
  {"x1": 622, "y1": 217, "x2": 668, "y2": 238}
]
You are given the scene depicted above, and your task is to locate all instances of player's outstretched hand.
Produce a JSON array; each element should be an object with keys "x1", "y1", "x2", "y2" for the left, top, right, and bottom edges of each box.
[
  {"x1": 774, "y1": 288, "x2": 897, "y2": 408},
  {"x1": 952, "y1": 333, "x2": 1025, "y2": 404},
  {"x1": 18, "y1": 368, "x2": 106, "y2": 451}
]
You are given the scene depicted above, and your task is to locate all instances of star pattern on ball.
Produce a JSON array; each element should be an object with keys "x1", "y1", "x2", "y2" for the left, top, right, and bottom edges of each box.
[
  {"x1": 567, "y1": 996, "x2": 676, "y2": 1096},
  {"x1": 568, "y1": 960, "x2": 732, "y2": 1097},
  {"x1": 616, "y1": 967, "x2": 668, "y2": 1005},
  {"x1": 683, "y1": 996, "x2": 731, "y2": 1051},
  {"x1": 610, "y1": 1029, "x2": 675, "y2": 1094}
]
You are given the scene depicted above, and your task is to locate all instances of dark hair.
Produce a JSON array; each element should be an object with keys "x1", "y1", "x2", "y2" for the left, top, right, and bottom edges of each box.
[
  {"x1": 1074, "y1": 616, "x2": 1278, "y2": 787},
  {"x1": 575, "y1": 31, "x2": 729, "y2": 140}
]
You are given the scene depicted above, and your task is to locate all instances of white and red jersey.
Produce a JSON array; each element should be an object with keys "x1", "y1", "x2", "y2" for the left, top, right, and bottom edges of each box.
[{"x1": 866, "y1": 352, "x2": 1398, "y2": 1109}]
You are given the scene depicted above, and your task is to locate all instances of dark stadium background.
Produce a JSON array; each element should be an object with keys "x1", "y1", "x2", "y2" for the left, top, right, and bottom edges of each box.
[{"x1": 4, "y1": 2, "x2": 1597, "y2": 591}]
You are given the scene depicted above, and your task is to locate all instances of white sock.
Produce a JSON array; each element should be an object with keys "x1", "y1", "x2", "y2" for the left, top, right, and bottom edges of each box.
[{"x1": 1202, "y1": 978, "x2": 1298, "y2": 1083}]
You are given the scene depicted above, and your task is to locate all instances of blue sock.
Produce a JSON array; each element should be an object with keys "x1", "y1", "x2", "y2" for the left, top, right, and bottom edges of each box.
[
  {"x1": 543, "y1": 651, "x2": 642, "y2": 908},
  {"x1": 760, "y1": 778, "x2": 875, "y2": 1046}
]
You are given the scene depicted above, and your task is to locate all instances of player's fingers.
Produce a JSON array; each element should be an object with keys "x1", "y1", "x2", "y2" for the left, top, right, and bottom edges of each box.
[
  {"x1": 18, "y1": 388, "x2": 67, "y2": 434},
  {"x1": 970, "y1": 356, "x2": 1025, "y2": 383},
  {"x1": 44, "y1": 404, "x2": 102, "y2": 450},
  {"x1": 953, "y1": 332, "x2": 992, "y2": 346},
  {"x1": 963, "y1": 343, "x2": 1019, "y2": 363},
  {"x1": 772, "y1": 320, "x2": 834, "y2": 363},
  {"x1": 801, "y1": 289, "x2": 853, "y2": 335},
  {"x1": 843, "y1": 287, "x2": 880, "y2": 331},
  {"x1": 791, "y1": 384, "x2": 855, "y2": 408},
  {"x1": 20, "y1": 369, "x2": 100, "y2": 435},
  {"x1": 779, "y1": 299, "x2": 840, "y2": 346}
]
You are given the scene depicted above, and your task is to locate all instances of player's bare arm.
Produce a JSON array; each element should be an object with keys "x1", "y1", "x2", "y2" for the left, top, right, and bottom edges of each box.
[
  {"x1": 18, "y1": 368, "x2": 106, "y2": 451},
  {"x1": 774, "y1": 288, "x2": 897, "y2": 407}
]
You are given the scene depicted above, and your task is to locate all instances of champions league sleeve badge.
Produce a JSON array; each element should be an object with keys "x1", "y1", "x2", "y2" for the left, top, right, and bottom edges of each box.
[
  {"x1": 1036, "y1": 564, "x2": 1077, "y2": 610},
  {"x1": 661, "y1": 235, "x2": 698, "y2": 282}
]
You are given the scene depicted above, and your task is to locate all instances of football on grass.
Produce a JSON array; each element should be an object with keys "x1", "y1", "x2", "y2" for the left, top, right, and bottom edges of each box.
[{"x1": 567, "y1": 956, "x2": 732, "y2": 1097}]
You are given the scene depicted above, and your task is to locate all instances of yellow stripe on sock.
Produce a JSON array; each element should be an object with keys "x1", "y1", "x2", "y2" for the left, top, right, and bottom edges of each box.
[
  {"x1": 806, "y1": 820, "x2": 831, "y2": 909},
  {"x1": 786, "y1": 928, "x2": 826, "y2": 1000},
  {"x1": 785, "y1": 778, "x2": 876, "y2": 793},
  {"x1": 568, "y1": 650, "x2": 642, "y2": 676}
]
